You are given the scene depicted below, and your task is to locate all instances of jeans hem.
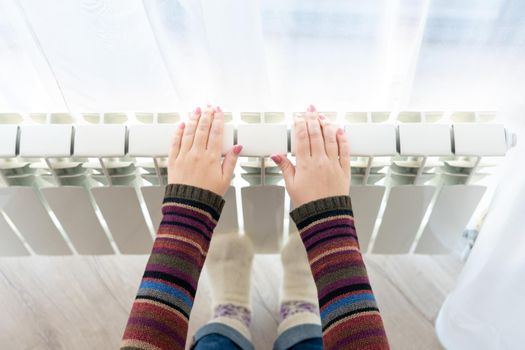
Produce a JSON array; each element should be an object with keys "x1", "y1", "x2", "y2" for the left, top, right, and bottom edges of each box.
[
  {"x1": 192, "y1": 322, "x2": 254, "y2": 350},
  {"x1": 273, "y1": 323, "x2": 323, "y2": 350}
]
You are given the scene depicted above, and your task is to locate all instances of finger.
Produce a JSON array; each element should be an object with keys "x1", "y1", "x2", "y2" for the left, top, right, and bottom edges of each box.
[
  {"x1": 294, "y1": 116, "x2": 309, "y2": 158},
  {"x1": 193, "y1": 105, "x2": 214, "y2": 150},
  {"x1": 271, "y1": 154, "x2": 295, "y2": 186},
  {"x1": 321, "y1": 118, "x2": 338, "y2": 159},
  {"x1": 336, "y1": 128, "x2": 351, "y2": 173},
  {"x1": 306, "y1": 113, "x2": 325, "y2": 157},
  {"x1": 208, "y1": 106, "x2": 224, "y2": 155},
  {"x1": 168, "y1": 122, "x2": 185, "y2": 164},
  {"x1": 222, "y1": 144, "x2": 243, "y2": 180},
  {"x1": 181, "y1": 107, "x2": 201, "y2": 153}
]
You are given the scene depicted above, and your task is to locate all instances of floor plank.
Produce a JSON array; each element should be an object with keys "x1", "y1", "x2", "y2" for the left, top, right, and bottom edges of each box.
[{"x1": 0, "y1": 254, "x2": 462, "y2": 350}]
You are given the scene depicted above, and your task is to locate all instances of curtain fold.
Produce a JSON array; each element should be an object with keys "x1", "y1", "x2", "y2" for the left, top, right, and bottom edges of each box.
[{"x1": 436, "y1": 116, "x2": 525, "y2": 350}]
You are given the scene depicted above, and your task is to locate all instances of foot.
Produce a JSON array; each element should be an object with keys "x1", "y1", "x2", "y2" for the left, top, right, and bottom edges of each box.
[
  {"x1": 278, "y1": 232, "x2": 321, "y2": 336},
  {"x1": 205, "y1": 233, "x2": 255, "y2": 341}
]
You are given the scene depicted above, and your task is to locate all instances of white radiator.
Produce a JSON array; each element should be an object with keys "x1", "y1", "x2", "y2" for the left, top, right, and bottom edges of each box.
[{"x1": 0, "y1": 111, "x2": 517, "y2": 256}]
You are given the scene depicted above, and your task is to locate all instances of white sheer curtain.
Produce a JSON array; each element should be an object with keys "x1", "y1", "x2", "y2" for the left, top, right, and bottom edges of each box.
[
  {"x1": 1, "y1": 0, "x2": 525, "y2": 348},
  {"x1": 436, "y1": 112, "x2": 525, "y2": 350},
  {"x1": 3, "y1": 0, "x2": 524, "y2": 113}
]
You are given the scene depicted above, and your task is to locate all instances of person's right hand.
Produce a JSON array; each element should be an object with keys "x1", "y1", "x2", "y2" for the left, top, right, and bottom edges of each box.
[
  {"x1": 167, "y1": 105, "x2": 242, "y2": 196},
  {"x1": 271, "y1": 105, "x2": 351, "y2": 208}
]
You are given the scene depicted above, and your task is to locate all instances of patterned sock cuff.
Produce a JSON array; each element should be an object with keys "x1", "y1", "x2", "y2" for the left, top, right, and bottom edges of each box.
[
  {"x1": 213, "y1": 303, "x2": 251, "y2": 329},
  {"x1": 280, "y1": 300, "x2": 319, "y2": 322},
  {"x1": 278, "y1": 300, "x2": 321, "y2": 337}
]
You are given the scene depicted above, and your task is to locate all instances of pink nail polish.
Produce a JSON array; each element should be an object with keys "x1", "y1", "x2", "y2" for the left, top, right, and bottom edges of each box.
[
  {"x1": 337, "y1": 128, "x2": 344, "y2": 135},
  {"x1": 216, "y1": 106, "x2": 222, "y2": 112},
  {"x1": 319, "y1": 114, "x2": 326, "y2": 120},
  {"x1": 179, "y1": 122, "x2": 185, "y2": 129},
  {"x1": 271, "y1": 155, "x2": 282, "y2": 164},
  {"x1": 195, "y1": 107, "x2": 201, "y2": 114},
  {"x1": 308, "y1": 104, "x2": 316, "y2": 112},
  {"x1": 233, "y1": 145, "x2": 243, "y2": 155}
]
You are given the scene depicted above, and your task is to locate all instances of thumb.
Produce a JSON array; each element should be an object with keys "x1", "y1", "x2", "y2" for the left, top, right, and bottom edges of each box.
[
  {"x1": 222, "y1": 144, "x2": 242, "y2": 180},
  {"x1": 271, "y1": 154, "x2": 295, "y2": 185}
]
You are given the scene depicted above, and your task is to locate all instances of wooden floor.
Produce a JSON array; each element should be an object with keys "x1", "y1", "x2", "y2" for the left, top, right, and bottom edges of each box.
[{"x1": 0, "y1": 254, "x2": 462, "y2": 350}]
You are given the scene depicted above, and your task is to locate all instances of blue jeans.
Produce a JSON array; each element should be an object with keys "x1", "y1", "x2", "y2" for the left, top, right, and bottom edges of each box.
[{"x1": 192, "y1": 322, "x2": 323, "y2": 350}]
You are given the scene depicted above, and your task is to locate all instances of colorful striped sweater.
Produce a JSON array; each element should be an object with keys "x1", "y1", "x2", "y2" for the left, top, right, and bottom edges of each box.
[
  {"x1": 290, "y1": 196, "x2": 389, "y2": 349},
  {"x1": 121, "y1": 184, "x2": 389, "y2": 350},
  {"x1": 121, "y1": 184, "x2": 224, "y2": 350}
]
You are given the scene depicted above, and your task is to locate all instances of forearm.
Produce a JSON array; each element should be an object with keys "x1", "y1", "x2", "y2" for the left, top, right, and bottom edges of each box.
[
  {"x1": 121, "y1": 184, "x2": 224, "y2": 350},
  {"x1": 291, "y1": 195, "x2": 389, "y2": 350}
]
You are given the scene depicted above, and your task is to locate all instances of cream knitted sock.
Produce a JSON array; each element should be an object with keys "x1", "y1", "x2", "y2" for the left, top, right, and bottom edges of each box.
[
  {"x1": 205, "y1": 233, "x2": 254, "y2": 342},
  {"x1": 278, "y1": 232, "x2": 321, "y2": 336}
]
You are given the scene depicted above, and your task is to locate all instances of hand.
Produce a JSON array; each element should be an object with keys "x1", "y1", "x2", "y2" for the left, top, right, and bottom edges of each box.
[
  {"x1": 168, "y1": 105, "x2": 242, "y2": 196},
  {"x1": 271, "y1": 105, "x2": 351, "y2": 207}
]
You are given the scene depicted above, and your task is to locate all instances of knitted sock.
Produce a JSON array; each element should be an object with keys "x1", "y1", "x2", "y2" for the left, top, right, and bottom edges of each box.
[
  {"x1": 205, "y1": 233, "x2": 254, "y2": 342},
  {"x1": 278, "y1": 232, "x2": 321, "y2": 336}
]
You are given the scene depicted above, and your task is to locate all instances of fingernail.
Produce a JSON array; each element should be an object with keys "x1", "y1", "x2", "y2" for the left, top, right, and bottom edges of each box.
[
  {"x1": 195, "y1": 107, "x2": 201, "y2": 114},
  {"x1": 179, "y1": 122, "x2": 185, "y2": 129},
  {"x1": 307, "y1": 104, "x2": 316, "y2": 112},
  {"x1": 337, "y1": 128, "x2": 344, "y2": 135},
  {"x1": 233, "y1": 145, "x2": 243, "y2": 155},
  {"x1": 319, "y1": 114, "x2": 326, "y2": 120},
  {"x1": 216, "y1": 106, "x2": 222, "y2": 112},
  {"x1": 271, "y1": 155, "x2": 282, "y2": 164}
]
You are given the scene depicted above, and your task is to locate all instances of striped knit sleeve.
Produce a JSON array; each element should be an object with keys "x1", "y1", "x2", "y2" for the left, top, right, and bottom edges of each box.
[
  {"x1": 290, "y1": 195, "x2": 390, "y2": 350},
  {"x1": 121, "y1": 184, "x2": 225, "y2": 350}
]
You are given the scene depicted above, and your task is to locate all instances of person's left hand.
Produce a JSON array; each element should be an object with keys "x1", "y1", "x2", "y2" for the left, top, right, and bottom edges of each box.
[
  {"x1": 271, "y1": 105, "x2": 351, "y2": 207},
  {"x1": 168, "y1": 105, "x2": 242, "y2": 196}
]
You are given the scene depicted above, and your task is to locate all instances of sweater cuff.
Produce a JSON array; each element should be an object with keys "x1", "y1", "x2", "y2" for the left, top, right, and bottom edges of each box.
[
  {"x1": 290, "y1": 195, "x2": 353, "y2": 229},
  {"x1": 164, "y1": 184, "x2": 225, "y2": 217}
]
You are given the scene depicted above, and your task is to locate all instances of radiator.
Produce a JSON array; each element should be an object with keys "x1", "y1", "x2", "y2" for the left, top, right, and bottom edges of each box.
[{"x1": 0, "y1": 111, "x2": 517, "y2": 256}]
